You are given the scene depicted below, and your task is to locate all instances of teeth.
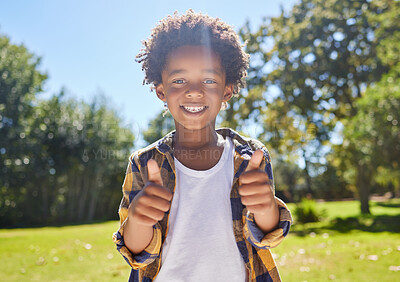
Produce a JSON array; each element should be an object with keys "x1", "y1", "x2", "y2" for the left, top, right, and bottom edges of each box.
[{"x1": 183, "y1": 106, "x2": 206, "y2": 113}]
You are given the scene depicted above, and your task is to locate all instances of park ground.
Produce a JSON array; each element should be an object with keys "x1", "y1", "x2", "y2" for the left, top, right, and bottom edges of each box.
[{"x1": 0, "y1": 199, "x2": 399, "y2": 282}]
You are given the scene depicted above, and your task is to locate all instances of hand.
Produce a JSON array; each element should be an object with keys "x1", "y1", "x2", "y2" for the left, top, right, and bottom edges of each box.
[
  {"x1": 239, "y1": 150, "x2": 275, "y2": 215},
  {"x1": 128, "y1": 159, "x2": 173, "y2": 227},
  {"x1": 238, "y1": 150, "x2": 279, "y2": 233}
]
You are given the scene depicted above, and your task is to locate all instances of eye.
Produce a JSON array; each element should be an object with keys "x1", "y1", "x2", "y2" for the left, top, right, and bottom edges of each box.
[
  {"x1": 172, "y1": 79, "x2": 185, "y2": 84},
  {"x1": 203, "y1": 79, "x2": 216, "y2": 84}
]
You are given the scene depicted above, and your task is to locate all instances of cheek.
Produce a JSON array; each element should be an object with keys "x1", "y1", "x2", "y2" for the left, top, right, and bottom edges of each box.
[
  {"x1": 165, "y1": 89, "x2": 182, "y2": 103},
  {"x1": 166, "y1": 87, "x2": 185, "y2": 97},
  {"x1": 209, "y1": 89, "x2": 226, "y2": 102},
  {"x1": 201, "y1": 85, "x2": 222, "y2": 95}
]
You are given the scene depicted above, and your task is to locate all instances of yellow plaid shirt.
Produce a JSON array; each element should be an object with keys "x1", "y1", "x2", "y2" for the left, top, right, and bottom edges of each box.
[{"x1": 113, "y1": 128, "x2": 292, "y2": 281}]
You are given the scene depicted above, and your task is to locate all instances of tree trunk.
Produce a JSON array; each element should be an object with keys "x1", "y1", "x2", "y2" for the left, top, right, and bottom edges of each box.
[
  {"x1": 67, "y1": 170, "x2": 76, "y2": 222},
  {"x1": 87, "y1": 173, "x2": 99, "y2": 221},
  {"x1": 78, "y1": 173, "x2": 89, "y2": 222},
  {"x1": 302, "y1": 150, "x2": 313, "y2": 196},
  {"x1": 41, "y1": 183, "x2": 48, "y2": 224},
  {"x1": 356, "y1": 163, "x2": 371, "y2": 214}
]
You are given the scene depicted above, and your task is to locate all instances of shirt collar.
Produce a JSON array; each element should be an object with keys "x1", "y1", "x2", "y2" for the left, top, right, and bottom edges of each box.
[{"x1": 151, "y1": 127, "x2": 254, "y2": 158}]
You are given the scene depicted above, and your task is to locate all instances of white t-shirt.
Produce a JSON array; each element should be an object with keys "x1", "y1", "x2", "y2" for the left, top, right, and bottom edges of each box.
[{"x1": 154, "y1": 136, "x2": 246, "y2": 282}]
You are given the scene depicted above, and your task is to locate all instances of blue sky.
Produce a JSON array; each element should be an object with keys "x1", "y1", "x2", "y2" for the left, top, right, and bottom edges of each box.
[{"x1": 0, "y1": 0, "x2": 297, "y2": 147}]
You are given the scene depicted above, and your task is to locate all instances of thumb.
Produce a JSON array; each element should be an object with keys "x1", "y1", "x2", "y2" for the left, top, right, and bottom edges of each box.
[
  {"x1": 147, "y1": 159, "x2": 163, "y2": 186},
  {"x1": 245, "y1": 150, "x2": 264, "y2": 172}
]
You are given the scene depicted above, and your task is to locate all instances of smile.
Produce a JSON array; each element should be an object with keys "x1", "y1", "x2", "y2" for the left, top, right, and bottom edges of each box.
[{"x1": 181, "y1": 105, "x2": 208, "y2": 113}]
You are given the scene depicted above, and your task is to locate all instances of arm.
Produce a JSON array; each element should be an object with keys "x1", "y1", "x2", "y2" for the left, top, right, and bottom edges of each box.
[
  {"x1": 244, "y1": 198, "x2": 292, "y2": 249},
  {"x1": 124, "y1": 159, "x2": 172, "y2": 253},
  {"x1": 124, "y1": 218, "x2": 154, "y2": 254},
  {"x1": 113, "y1": 156, "x2": 171, "y2": 268},
  {"x1": 239, "y1": 149, "x2": 292, "y2": 249},
  {"x1": 253, "y1": 199, "x2": 279, "y2": 234}
]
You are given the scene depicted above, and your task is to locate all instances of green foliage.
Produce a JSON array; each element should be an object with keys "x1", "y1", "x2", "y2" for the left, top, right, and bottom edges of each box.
[
  {"x1": 239, "y1": 0, "x2": 392, "y2": 140},
  {"x1": 288, "y1": 198, "x2": 400, "y2": 235},
  {"x1": 373, "y1": 0, "x2": 400, "y2": 68},
  {"x1": 142, "y1": 109, "x2": 175, "y2": 145},
  {"x1": 0, "y1": 34, "x2": 48, "y2": 226},
  {"x1": 0, "y1": 35, "x2": 135, "y2": 227},
  {"x1": 0, "y1": 35, "x2": 47, "y2": 127},
  {"x1": 339, "y1": 64, "x2": 400, "y2": 202},
  {"x1": 24, "y1": 93, "x2": 134, "y2": 225},
  {"x1": 272, "y1": 158, "x2": 305, "y2": 202},
  {"x1": 345, "y1": 66, "x2": 400, "y2": 167},
  {"x1": 235, "y1": 0, "x2": 400, "y2": 211},
  {"x1": 294, "y1": 198, "x2": 326, "y2": 223},
  {"x1": 312, "y1": 163, "x2": 353, "y2": 200}
]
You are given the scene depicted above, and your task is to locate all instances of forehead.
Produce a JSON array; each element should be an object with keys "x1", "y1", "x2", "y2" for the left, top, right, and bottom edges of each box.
[{"x1": 163, "y1": 45, "x2": 223, "y2": 73}]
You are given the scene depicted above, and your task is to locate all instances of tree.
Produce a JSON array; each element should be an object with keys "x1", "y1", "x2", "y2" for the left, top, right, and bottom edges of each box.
[
  {"x1": 26, "y1": 92, "x2": 135, "y2": 225},
  {"x1": 336, "y1": 1, "x2": 400, "y2": 212},
  {"x1": 0, "y1": 34, "x2": 135, "y2": 227},
  {"x1": 142, "y1": 110, "x2": 175, "y2": 145},
  {"x1": 0, "y1": 35, "x2": 47, "y2": 226},
  {"x1": 339, "y1": 65, "x2": 400, "y2": 206},
  {"x1": 236, "y1": 0, "x2": 398, "y2": 213}
]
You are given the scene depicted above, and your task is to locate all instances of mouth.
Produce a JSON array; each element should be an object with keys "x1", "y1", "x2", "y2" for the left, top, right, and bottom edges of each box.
[{"x1": 181, "y1": 105, "x2": 208, "y2": 113}]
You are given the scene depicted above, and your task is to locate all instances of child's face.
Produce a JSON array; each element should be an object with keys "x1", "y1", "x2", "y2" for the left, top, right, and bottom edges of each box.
[{"x1": 155, "y1": 45, "x2": 233, "y2": 131}]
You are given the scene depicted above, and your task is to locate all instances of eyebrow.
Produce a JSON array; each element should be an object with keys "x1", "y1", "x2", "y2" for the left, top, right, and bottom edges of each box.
[
  {"x1": 166, "y1": 68, "x2": 224, "y2": 77},
  {"x1": 203, "y1": 68, "x2": 223, "y2": 76},
  {"x1": 167, "y1": 69, "x2": 186, "y2": 77}
]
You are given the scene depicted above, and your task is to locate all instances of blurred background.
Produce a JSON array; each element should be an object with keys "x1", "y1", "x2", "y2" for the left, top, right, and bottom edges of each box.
[{"x1": 1, "y1": 0, "x2": 399, "y2": 281}]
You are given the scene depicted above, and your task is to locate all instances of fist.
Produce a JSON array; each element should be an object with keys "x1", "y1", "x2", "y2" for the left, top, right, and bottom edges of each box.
[
  {"x1": 128, "y1": 159, "x2": 173, "y2": 226},
  {"x1": 238, "y1": 150, "x2": 275, "y2": 215}
]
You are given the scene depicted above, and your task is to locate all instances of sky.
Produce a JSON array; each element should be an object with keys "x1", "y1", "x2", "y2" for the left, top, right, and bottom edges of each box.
[{"x1": 0, "y1": 0, "x2": 298, "y2": 148}]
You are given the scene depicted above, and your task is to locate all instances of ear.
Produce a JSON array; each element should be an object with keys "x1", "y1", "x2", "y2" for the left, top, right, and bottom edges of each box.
[
  {"x1": 155, "y1": 84, "x2": 167, "y2": 102},
  {"x1": 223, "y1": 84, "x2": 234, "y2": 102}
]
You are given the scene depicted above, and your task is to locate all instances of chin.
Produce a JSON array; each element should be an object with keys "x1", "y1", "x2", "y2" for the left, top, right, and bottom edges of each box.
[
  {"x1": 182, "y1": 124, "x2": 205, "y2": 131},
  {"x1": 178, "y1": 121, "x2": 212, "y2": 131}
]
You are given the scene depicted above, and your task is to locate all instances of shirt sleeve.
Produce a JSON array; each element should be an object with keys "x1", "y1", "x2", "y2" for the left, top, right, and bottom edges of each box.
[
  {"x1": 244, "y1": 197, "x2": 292, "y2": 249},
  {"x1": 112, "y1": 154, "x2": 162, "y2": 269},
  {"x1": 243, "y1": 147, "x2": 293, "y2": 249}
]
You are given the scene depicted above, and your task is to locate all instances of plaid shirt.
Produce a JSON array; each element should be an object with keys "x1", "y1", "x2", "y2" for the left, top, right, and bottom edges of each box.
[{"x1": 113, "y1": 128, "x2": 292, "y2": 281}]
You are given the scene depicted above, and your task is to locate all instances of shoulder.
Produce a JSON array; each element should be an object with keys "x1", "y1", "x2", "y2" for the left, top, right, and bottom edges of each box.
[
  {"x1": 217, "y1": 127, "x2": 272, "y2": 163},
  {"x1": 128, "y1": 130, "x2": 175, "y2": 170}
]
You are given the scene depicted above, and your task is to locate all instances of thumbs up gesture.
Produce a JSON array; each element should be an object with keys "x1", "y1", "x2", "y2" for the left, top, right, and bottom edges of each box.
[
  {"x1": 128, "y1": 159, "x2": 173, "y2": 227},
  {"x1": 238, "y1": 150, "x2": 279, "y2": 233}
]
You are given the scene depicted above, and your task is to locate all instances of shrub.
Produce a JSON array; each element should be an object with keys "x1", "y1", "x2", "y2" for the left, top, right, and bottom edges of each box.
[{"x1": 294, "y1": 198, "x2": 326, "y2": 223}]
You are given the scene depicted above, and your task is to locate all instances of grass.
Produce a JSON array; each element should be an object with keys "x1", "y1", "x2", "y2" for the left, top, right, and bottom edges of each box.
[
  {"x1": 0, "y1": 221, "x2": 131, "y2": 281},
  {"x1": 0, "y1": 199, "x2": 399, "y2": 281},
  {"x1": 276, "y1": 199, "x2": 400, "y2": 281},
  {"x1": 274, "y1": 231, "x2": 400, "y2": 282}
]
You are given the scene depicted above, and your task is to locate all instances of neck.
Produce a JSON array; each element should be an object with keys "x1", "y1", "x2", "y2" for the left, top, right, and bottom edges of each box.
[{"x1": 173, "y1": 123, "x2": 218, "y2": 150}]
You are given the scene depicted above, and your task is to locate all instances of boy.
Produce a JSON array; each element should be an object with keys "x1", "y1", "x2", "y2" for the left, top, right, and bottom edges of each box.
[{"x1": 113, "y1": 10, "x2": 292, "y2": 282}]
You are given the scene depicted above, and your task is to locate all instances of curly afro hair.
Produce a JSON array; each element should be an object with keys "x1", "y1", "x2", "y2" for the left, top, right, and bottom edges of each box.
[{"x1": 136, "y1": 10, "x2": 249, "y2": 95}]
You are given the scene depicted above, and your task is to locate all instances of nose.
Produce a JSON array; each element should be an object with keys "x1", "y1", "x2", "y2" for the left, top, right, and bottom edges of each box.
[
  {"x1": 185, "y1": 83, "x2": 204, "y2": 98},
  {"x1": 185, "y1": 92, "x2": 203, "y2": 98}
]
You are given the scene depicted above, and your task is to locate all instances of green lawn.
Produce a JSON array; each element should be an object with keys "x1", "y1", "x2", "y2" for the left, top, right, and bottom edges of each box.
[
  {"x1": 277, "y1": 199, "x2": 400, "y2": 281},
  {"x1": 1, "y1": 199, "x2": 399, "y2": 281},
  {"x1": 0, "y1": 221, "x2": 130, "y2": 281}
]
